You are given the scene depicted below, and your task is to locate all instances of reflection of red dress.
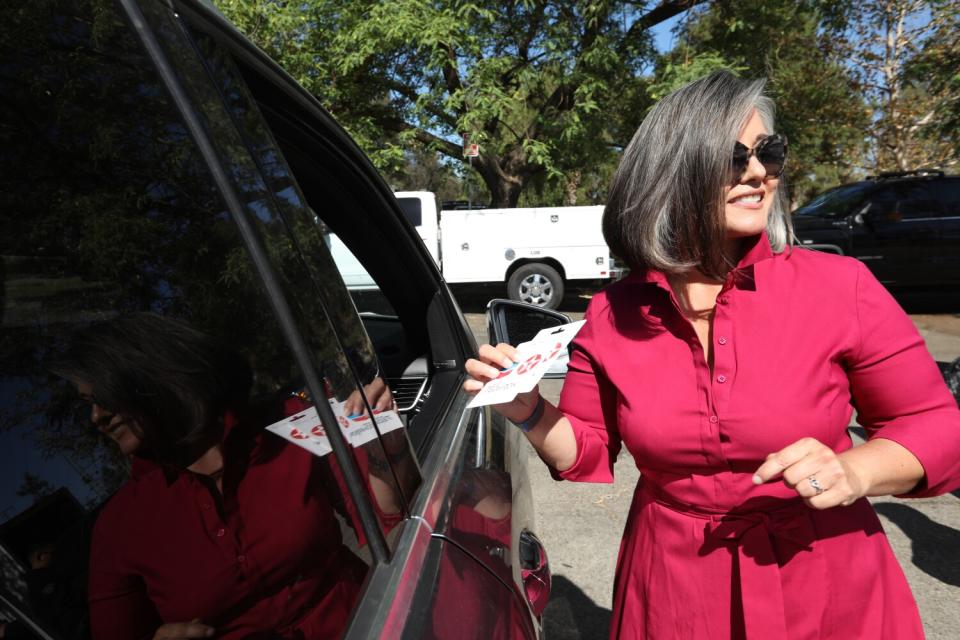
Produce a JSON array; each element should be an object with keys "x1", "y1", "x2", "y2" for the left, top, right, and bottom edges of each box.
[
  {"x1": 88, "y1": 414, "x2": 367, "y2": 639},
  {"x1": 555, "y1": 234, "x2": 960, "y2": 639}
]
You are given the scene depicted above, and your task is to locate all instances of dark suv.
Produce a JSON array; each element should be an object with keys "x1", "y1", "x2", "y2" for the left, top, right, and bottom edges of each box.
[
  {"x1": 791, "y1": 171, "x2": 960, "y2": 290},
  {"x1": 0, "y1": 1, "x2": 551, "y2": 638}
]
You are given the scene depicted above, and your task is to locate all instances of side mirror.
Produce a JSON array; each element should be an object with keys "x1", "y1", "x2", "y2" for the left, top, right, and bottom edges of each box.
[
  {"x1": 518, "y1": 529, "x2": 551, "y2": 618},
  {"x1": 853, "y1": 212, "x2": 866, "y2": 226},
  {"x1": 486, "y1": 299, "x2": 572, "y2": 378}
]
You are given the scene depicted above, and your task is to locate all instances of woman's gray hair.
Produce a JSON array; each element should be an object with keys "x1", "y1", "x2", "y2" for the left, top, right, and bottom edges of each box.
[{"x1": 602, "y1": 70, "x2": 792, "y2": 278}]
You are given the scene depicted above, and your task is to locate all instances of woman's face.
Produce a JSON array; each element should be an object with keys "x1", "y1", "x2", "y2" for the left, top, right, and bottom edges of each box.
[
  {"x1": 723, "y1": 108, "x2": 779, "y2": 240},
  {"x1": 77, "y1": 382, "x2": 143, "y2": 456}
]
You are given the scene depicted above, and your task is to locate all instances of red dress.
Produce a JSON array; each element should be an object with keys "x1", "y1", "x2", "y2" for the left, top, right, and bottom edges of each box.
[
  {"x1": 555, "y1": 233, "x2": 960, "y2": 639},
  {"x1": 88, "y1": 413, "x2": 367, "y2": 639}
]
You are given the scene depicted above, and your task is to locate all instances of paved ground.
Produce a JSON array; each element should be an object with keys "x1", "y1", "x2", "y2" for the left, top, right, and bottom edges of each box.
[{"x1": 459, "y1": 286, "x2": 960, "y2": 639}]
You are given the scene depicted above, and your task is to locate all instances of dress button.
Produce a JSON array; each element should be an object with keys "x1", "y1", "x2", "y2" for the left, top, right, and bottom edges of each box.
[
  {"x1": 709, "y1": 415, "x2": 719, "y2": 423},
  {"x1": 717, "y1": 375, "x2": 727, "y2": 383},
  {"x1": 201, "y1": 502, "x2": 211, "y2": 510},
  {"x1": 237, "y1": 555, "x2": 246, "y2": 563},
  {"x1": 717, "y1": 297, "x2": 728, "y2": 305},
  {"x1": 216, "y1": 528, "x2": 226, "y2": 537},
  {"x1": 717, "y1": 336, "x2": 728, "y2": 345}
]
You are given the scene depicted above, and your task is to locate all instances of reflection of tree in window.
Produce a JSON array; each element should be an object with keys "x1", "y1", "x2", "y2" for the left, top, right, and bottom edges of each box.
[{"x1": 178, "y1": 21, "x2": 382, "y2": 400}]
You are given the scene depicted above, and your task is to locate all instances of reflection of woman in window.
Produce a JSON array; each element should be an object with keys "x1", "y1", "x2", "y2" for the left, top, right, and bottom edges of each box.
[{"x1": 56, "y1": 314, "x2": 367, "y2": 640}]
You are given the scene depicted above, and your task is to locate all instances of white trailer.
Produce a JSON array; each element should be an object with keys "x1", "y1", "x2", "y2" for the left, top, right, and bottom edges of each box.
[{"x1": 330, "y1": 191, "x2": 619, "y2": 309}]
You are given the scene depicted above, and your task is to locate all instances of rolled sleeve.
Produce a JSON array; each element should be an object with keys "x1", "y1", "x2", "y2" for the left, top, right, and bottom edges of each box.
[
  {"x1": 554, "y1": 297, "x2": 622, "y2": 483},
  {"x1": 848, "y1": 263, "x2": 960, "y2": 497}
]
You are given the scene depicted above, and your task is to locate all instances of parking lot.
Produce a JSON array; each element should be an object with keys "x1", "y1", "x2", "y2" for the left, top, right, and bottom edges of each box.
[{"x1": 459, "y1": 285, "x2": 960, "y2": 640}]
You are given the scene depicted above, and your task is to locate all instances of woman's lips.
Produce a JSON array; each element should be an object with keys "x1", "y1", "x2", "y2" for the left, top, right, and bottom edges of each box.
[
  {"x1": 102, "y1": 420, "x2": 129, "y2": 438},
  {"x1": 728, "y1": 191, "x2": 764, "y2": 209}
]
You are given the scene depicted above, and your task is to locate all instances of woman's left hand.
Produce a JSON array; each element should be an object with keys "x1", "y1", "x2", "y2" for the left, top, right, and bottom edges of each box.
[
  {"x1": 752, "y1": 437, "x2": 866, "y2": 509},
  {"x1": 343, "y1": 377, "x2": 394, "y2": 416}
]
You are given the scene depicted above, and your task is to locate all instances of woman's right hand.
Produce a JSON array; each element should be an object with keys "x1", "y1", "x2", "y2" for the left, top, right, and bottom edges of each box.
[
  {"x1": 464, "y1": 343, "x2": 541, "y2": 423},
  {"x1": 153, "y1": 620, "x2": 215, "y2": 639}
]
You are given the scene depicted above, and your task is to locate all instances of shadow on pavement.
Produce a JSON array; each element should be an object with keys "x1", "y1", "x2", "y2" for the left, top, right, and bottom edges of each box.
[
  {"x1": 874, "y1": 502, "x2": 960, "y2": 587},
  {"x1": 543, "y1": 574, "x2": 611, "y2": 640}
]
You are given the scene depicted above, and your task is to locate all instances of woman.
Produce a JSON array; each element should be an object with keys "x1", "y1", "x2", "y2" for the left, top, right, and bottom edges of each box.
[
  {"x1": 465, "y1": 70, "x2": 960, "y2": 639},
  {"x1": 57, "y1": 314, "x2": 368, "y2": 640}
]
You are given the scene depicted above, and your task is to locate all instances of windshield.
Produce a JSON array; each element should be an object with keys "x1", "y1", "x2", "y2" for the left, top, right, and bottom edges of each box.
[{"x1": 794, "y1": 182, "x2": 874, "y2": 217}]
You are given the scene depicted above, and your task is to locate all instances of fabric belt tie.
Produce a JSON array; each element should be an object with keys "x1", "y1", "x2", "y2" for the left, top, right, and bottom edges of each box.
[{"x1": 643, "y1": 481, "x2": 825, "y2": 639}]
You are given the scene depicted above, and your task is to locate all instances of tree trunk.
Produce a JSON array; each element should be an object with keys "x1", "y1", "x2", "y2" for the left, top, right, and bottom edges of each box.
[
  {"x1": 564, "y1": 170, "x2": 582, "y2": 206},
  {"x1": 473, "y1": 154, "x2": 533, "y2": 207}
]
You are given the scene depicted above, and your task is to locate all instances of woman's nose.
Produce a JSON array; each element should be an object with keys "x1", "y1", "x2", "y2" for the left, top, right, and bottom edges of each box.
[
  {"x1": 90, "y1": 403, "x2": 112, "y2": 426},
  {"x1": 741, "y1": 154, "x2": 767, "y2": 183}
]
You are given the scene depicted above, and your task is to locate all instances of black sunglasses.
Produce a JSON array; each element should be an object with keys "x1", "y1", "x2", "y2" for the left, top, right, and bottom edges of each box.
[{"x1": 732, "y1": 133, "x2": 788, "y2": 179}]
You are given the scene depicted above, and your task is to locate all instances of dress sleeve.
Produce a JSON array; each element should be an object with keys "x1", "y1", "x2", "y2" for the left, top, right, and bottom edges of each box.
[
  {"x1": 88, "y1": 516, "x2": 162, "y2": 640},
  {"x1": 554, "y1": 297, "x2": 622, "y2": 483},
  {"x1": 847, "y1": 262, "x2": 960, "y2": 497}
]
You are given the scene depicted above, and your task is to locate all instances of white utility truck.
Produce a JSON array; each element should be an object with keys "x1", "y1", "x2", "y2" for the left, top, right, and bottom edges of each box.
[{"x1": 330, "y1": 191, "x2": 618, "y2": 309}]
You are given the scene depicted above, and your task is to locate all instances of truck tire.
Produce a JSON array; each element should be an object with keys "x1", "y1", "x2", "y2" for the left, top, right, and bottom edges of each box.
[{"x1": 507, "y1": 263, "x2": 564, "y2": 309}]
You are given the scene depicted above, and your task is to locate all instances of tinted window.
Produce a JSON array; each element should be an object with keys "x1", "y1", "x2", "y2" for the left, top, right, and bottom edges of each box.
[
  {"x1": 0, "y1": 2, "x2": 412, "y2": 636},
  {"x1": 397, "y1": 197, "x2": 423, "y2": 227},
  {"x1": 794, "y1": 182, "x2": 874, "y2": 217},
  {"x1": 170, "y1": 8, "x2": 420, "y2": 522},
  {"x1": 868, "y1": 183, "x2": 945, "y2": 221},
  {"x1": 931, "y1": 180, "x2": 960, "y2": 214}
]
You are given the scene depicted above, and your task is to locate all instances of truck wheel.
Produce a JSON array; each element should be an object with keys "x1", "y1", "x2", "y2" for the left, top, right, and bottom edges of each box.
[{"x1": 508, "y1": 263, "x2": 564, "y2": 309}]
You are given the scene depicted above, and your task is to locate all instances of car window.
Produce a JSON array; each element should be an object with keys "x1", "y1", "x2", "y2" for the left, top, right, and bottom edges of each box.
[
  {"x1": 175, "y1": 13, "x2": 459, "y2": 455},
  {"x1": 931, "y1": 180, "x2": 960, "y2": 215},
  {"x1": 869, "y1": 183, "x2": 945, "y2": 221},
  {"x1": 0, "y1": 2, "x2": 411, "y2": 636},
  {"x1": 165, "y1": 2, "x2": 423, "y2": 503},
  {"x1": 793, "y1": 182, "x2": 874, "y2": 217},
  {"x1": 397, "y1": 198, "x2": 423, "y2": 227}
]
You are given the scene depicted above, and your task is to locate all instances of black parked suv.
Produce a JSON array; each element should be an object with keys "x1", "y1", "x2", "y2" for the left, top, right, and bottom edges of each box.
[{"x1": 791, "y1": 170, "x2": 960, "y2": 290}]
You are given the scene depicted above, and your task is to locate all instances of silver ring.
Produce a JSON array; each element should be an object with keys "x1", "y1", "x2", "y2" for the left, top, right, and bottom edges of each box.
[{"x1": 808, "y1": 475, "x2": 824, "y2": 496}]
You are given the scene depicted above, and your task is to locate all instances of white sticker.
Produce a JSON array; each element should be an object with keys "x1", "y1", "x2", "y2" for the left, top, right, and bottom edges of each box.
[
  {"x1": 468, "y1": 320, "x2": 586, "y2": 408},
  {"x1": 265, "y1": 406, "x2": 333, "y2": 457},
  {"x1": 329, "y1": 396, "x2": 405, "y2": 447},
  {"x1": 267, "y1": 398, "x2": 406, "y2": 455}
]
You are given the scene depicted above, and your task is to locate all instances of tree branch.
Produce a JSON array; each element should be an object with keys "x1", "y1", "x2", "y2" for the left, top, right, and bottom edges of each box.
[
  {"x1": 383, "y1": 78, "x2": 459, "y2": 129},
  {"x1": 439, "y1": 43, "x2": 464, "y2": 115},
  {"x1": 626, "y1": 0, "x2": 709, "y2": 40},
  {"x1": 381, "y1": 118, "x2": 463, "y2": 159}
]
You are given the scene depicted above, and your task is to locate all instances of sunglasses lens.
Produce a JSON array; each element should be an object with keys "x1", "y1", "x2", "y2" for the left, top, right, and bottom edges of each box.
[
  {"x1": 731, "y1": 142, "x2": 749, "y2": 176},
  {"x1": 757, "y1": 136, "x2": 787, "y2": 177}
]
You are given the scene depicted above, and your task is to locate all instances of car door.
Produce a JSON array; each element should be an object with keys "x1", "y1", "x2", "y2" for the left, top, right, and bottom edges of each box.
[
  {"x1": 851, "y1": 181, "x2": 946, "y2": 287},
  {"x1": 929, "y1": 179, "x2": 960, "y2": 287},
  {"x1": 143, "y1": 1, "x2": 546, "y2": 638}
]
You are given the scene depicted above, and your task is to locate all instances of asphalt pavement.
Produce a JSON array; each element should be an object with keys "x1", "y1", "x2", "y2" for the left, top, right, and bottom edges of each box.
[{"x1": 460, "y1": 286, "x2": 960, "y2": 640}]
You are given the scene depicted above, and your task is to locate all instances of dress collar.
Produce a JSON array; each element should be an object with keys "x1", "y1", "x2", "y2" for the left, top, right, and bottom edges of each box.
[
  {"x1": 632, "y1": 231, "x2": 774, "y2": 292},
  {"x1": 130, "y1": 410, "x2": 239, "y2": 481}
]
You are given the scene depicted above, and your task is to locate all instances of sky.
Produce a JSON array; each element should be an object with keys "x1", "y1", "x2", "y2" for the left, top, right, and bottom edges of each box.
[{"x1": 651, "y1": 12, "x2": 686, "y2": 55}]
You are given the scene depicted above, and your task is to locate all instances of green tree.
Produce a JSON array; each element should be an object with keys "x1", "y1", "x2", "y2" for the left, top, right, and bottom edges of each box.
[{"x1": 215, "y1": 0, "x2": 708, "y2": 207}]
